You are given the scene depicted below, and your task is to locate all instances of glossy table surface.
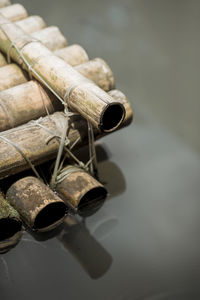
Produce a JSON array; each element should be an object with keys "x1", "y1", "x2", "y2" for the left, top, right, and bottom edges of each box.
[{"x1": 1, "y1": 0, "x2": 200, "y2": 299}]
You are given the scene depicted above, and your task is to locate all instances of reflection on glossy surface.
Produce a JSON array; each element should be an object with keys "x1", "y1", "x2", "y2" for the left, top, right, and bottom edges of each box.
[{"x1": 58, "y1": 216, "x2": 112, "y2": 279}]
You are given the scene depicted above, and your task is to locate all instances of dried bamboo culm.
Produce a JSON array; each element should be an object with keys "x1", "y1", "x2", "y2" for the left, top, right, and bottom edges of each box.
[
  {"x1": 32, "y1": 26, "x2": 67, "y2": 51},
  {"x1": 0, "y1": 0, "x2": 11, "y2": 8},
  {"x1": 0, "y1": 103, "x2": 132, "y2": 179},
  {"x1": 0, "y1": 57, "x2": 120, "y2": 131},
  {"x1": 6, "y1": 177, "x2": 67, "y2": 232},
  {"x1": 16, "y1": 15, "x2": 46, "y2": 34},
  {"x1": 0, "y1": 14, "x2": 125, "y2": 132},
  {"x1": 56, "y1": 165, "x2": 107, "y2": 217},
  {"x1": 0, "y1": 3, "x2": 28, "y2": 22},
  {"x1": 0, "y1": 192, "x2": 23, "y2": 253},
  {"x1": 0, "y1": 63, "x2": 27, "y2": 91},
  {"x1": 55, "y1": 44, "x2": 89, "y2": 66},
  {"x1": 0, "y1": 51, "x2": 6, "y2": 66}
]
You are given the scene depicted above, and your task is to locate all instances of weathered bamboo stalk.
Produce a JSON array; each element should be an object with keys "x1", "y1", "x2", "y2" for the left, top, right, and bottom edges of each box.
[
  {"x1": 32, "y1": 26, "x2": 67, "y2": 51},
  {"x1": 55, "y1": 44, "x2": 89, "y2": 66},
  {"x1": 0, "y1": 14, "x2": 125, "y2": 132},
  {"x1": 75, "y1": 58, "x2": 115, "y2": 92},
  {"x1": 0, "y1": 0, "x2": 10, "y2": 8},
  {"x1": 0, "y1": 57, "x2": 117, "y2": 131},
  {"x1": 0, "y1": 191, "x2": 23, "y2": 253},
  {"x1": 0, "y1": 69, "x2": 130, "y2": 133},
  {"x1": 56, "y1": 165, "x2": 107, "y2": 216},
  {"x1": 0, "y1": 80, "x2": 56, "y2": 131},
  {"x1": 6, "y1": 177, "x2": 67, "y2": 232},
  {"x1": 0, "y1": 99, "x2": 132, "y2": 179},
  {"x1": 0, "y1": 4, "x2": 28, "y2": 22},
  {"x1": 16, "y1": 15, "x2": 46, "y2": 34},
  {"x1": 0, "y1": 63, "x2": 27, "y2": 91}
]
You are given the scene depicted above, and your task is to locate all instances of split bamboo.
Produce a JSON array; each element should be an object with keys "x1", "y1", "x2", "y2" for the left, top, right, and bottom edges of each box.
[
  {"x1": 0, "y1": 14, "x2": 125, "y2": 132},
  {"x1": 6, "y1": 176, "x2": 67, "y2": 231}
]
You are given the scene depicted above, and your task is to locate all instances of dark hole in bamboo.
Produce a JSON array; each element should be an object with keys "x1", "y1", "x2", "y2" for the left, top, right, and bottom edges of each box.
[
  {"x1": 0, "y1": 218, "x2": 22, "y2": 241},
  {"x1": 78, "y1": 187, "x2": 107, "y2": 217},
  {"x1": 101, "y1": 103, "x2": 125, "y2": 132},
  {"x1": 34, "y1": 202, "x2": 66, "y2": 230}
]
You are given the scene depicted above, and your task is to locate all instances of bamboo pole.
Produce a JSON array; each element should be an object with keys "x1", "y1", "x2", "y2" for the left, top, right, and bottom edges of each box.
[
  {"x1": 0, "y1": 14, "x2": 125, "y2": 132},
  {"x1": 0, "y1": 63, "x2": 27, "y2": 91},
  {"x1": 0, "y1": 0, "x2": 10, "y2": 8},
  {"x1": 31, "y1": 26, "x2": 68, "y2": 51},
  {"x1": 16, "y1": 15, "x2": 46, "y2": 34},
  {"x1": 75, "y1": 58, "x2": 115, "y2": 92},
  {"x1": 55, "y1": 44, "x2": 89, "y2": 66},
  {"x1": 0, "y1": 70, "x2": 130, "y2": 132},
  {"x1": 0, "y1": 192, "x2": 23, "y2": 253},
  {"x1": 6, "y1": 177, "x2": 67, "y2": 232},
  {"x1": 56, "y1": 165, "x2": 107, "y2": 216},
  {"x1": 0, "y1": 98, "x2": 132, "y2": 179},
  {"x1": 0, "y1": 4, "x2": 28, "y2": 22}
]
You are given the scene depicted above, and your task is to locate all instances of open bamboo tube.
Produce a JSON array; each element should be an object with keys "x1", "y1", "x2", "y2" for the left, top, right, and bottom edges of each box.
[
  {"x1": 0, "y1": 4, "x2": 28, "y2": 22},
  {"x1": 56, "y1": 165, "x2": 107, "y2": 217},
  {"x1": 6, "y1": 177, "x2": 67, "y2": 232},
  {"x1": 0, "y1": 192, "x2": 23, "y2": 253},
  {"x1": 0, "y1": 0, "x2": 10, "y2": 8},
  {"x1": 0, "y1": 14, "x2": 125, "y2": 132}
]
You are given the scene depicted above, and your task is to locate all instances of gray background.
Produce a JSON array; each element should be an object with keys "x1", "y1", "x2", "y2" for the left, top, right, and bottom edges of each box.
[{"x1": 1, "y1": 0, "x2": 200, "y2": 299}]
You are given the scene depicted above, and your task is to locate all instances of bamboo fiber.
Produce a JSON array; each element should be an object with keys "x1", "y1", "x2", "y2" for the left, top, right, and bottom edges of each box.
[
  {"x1": 0, "y1": 0, "x2": 10, "y2": 8},
  {"x1": 16, "y1": 15, "x2": 46, "y2": 34},
  {"x1": 0, "y1": 14, "x2": 125, "y2": 132},
  {"x1": 6, "y1": 177, "x2": 67, "y2": 231},
  {"x1": 0, "y1": 4, "x2": 28, "y2": 22}
]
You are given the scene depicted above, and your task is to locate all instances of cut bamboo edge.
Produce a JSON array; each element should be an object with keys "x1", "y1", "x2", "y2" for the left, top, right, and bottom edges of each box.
[{"x1": 0, "y1": 14, "x2": 125, "y2": 132}]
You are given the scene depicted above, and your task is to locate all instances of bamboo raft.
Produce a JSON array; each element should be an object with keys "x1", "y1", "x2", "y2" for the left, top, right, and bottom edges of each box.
[{"x1": 0, "y1": 1, "x2": 133, "y2": 253}]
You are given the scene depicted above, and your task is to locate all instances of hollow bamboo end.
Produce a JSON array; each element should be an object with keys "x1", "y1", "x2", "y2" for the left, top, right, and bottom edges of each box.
[
  {"x1": 56, "y1": 166, "x2": 107, "y2": 217},
  {"x1": 100, "y1": 102, "x2": 125, "y2": 132},
  {"x1": 6, "y1": 177, "x2": 67, "y2": 232}
]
